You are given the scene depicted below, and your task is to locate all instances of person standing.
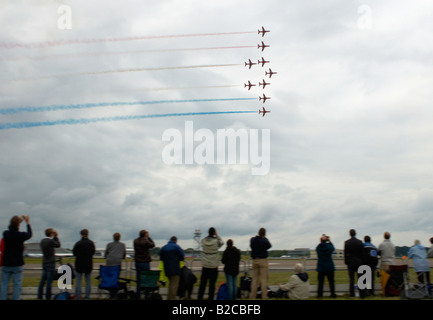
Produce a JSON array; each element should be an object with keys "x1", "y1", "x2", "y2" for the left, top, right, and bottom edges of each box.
[
  {"x1": 159, "y1": 236, "x2": 185, "y2": 300},
  {"x1": 0, "y1": 215, "x2": 32, "y2": 300},
  {"x1": 377, "y1": 232, "x2": 396, "y2": 270},
  {"x1": 344, "y1": 229, "x2": 364, "y2": 297},
  {"x1": 408, "y1": 240, "x2": 431, "y2": 284},
  {"x1": 221, "y1": 239, "x2": 241, "y2": 300},
  {"x1": 38, "y1": 228, "x2": 60, "y2": 300},
  {"x1": 362, "y1": 235, "x2": 378, "y2": 296},
  {"x1": 73, "y1": 229, "x2": 95, "y2": 300},
  {"x1": 427, "y1": 237, "x2": 433, "y2": 258},
  {"x1": 249, "y1": 227, "x2": 272, "y2": 299},
  {"x1": 105, "y1": 232, "x2": 126, "y2": 267},
  {"x1": 197, "y1": 227, "x2": 224, "y2": 300},
  {"x1": 133, "y1": 229, "x2": 155, "y2": 299},
  {"x1": 104, "y1": 232, "x2": 126, "y2": 299},
  {"x1": 316, "y1": 234, "x2": 336, "y2": 298}
]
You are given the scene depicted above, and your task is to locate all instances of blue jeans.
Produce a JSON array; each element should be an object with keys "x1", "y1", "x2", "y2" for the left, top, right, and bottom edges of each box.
[
  {"x1": 0, "y1": 266, "x2": 23, "y2": 300},
  {"x1": 135, "y1": 262, "x2": 150, "y2": 299},
  {"x1": 38, "y1": 263, "x2": 56, "y2": 300},
  {"x1": 225, "y1": 273, "x2": 238, "y2": 300},
  {"x1": 75, "y1": 272, "x2": 92, "y2": 300}
]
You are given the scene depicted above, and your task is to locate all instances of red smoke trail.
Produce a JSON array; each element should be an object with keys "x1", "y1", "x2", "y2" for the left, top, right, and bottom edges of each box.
[
  {"x1": 0, "y1": 46, "x2": 255, "y2": 61},
  {"x1": 0, "y1": 31, "x2": 256, "y2": 49},
  {"x1": 5, "y1": 64, "x2": 241, "y2": 82}
]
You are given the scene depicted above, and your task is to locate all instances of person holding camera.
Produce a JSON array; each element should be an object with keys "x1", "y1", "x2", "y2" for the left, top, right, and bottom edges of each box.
[
  {"x1": 134, "y1": 229, "x2": 155, "y2": 299},
  {"x1": 316, "y1": 234, "x2": 336, "y2": 298},
  {"x1": 249, "y1": 227, "x2": 272, "y2": 299},
  {"x1": 38, "y1": 228, "x2": 61, "y2": 300},
  {"x1": 0, "y1": 215, "x2": 32, "y2": 300},
  {"x1": 197, "y1": 227, "x2": 223, "y2": 300}
]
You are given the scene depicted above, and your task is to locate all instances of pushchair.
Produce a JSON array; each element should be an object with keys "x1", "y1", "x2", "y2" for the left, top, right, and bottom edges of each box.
[
  {"x1": 96, "y1": 265, "x2": 133, "y2": 299},
  {"x1": 238, "y1": 260, "x2": 252, "y2": 299}
]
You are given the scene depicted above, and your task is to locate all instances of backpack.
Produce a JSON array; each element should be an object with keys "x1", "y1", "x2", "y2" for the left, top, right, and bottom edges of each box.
[
  {"x1": 216, "y1": 282, "x2": 230, "y2": 300},
  {"x1": 54, "y1": 291, "x2": 72, "y2": 300}
]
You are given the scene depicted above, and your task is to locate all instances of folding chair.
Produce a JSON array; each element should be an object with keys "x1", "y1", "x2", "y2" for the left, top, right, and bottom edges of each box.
[
  {"x1": 97, "y1": 265, "x2": 132, "y2": 299},
  {"x1": 403, "y1": 270, "x2": 430, "y2": 299},
  {"x1": 138, "y1": 270, "x2": 162, "y2": 300}
]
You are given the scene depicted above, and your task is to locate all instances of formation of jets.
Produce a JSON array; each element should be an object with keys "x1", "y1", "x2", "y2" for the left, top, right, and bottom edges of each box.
[{"x1": 244, "y1": 27, "x2": 274, "y2": 117}]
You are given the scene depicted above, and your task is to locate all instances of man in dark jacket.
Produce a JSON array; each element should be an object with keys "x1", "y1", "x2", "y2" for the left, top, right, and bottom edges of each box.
[
  {"x1": 160, "y1": 236, "x2": 185, "y2": 300},
  {"x1": 38, "y1": 228, "x2": 61, "y2": 300},
  {"x1": 73, "y1": 229, "x2": 95, "y2": 300},
  {"x1": 344, "y1": 229, "x2": 364, "y2": 297},
  {"x1": 0, "y1": 215, "x2": 32, "y2": 300},
  {"x1": 316, "y1": 234, "x2": 336, "y2": 298},
  {"x1": 221, "y1": 239, "x2": 241, "y2": 300},
  {"x1": 133, "y1": 229, "x2": 155, "y2": 299},
  {"x1": 249, "y1": 227, "x2": 272, "y2": 299}
]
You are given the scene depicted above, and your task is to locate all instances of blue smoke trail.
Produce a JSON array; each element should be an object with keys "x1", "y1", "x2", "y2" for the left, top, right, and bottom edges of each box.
[
  {"x1": 0, "y1": 111, "x2": 256, "y2": 130},
  {"x1": 0, "y1": 98, "x2": 255, "y2": 115}
]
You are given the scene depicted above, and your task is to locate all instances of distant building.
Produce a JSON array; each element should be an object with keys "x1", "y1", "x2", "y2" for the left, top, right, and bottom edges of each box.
[
  {"x1": 23, "y1": 242, "x2": 73, "y2": 257},
  {"x1": 286, "y1": 248, "x2": 310, "y2": 258}
]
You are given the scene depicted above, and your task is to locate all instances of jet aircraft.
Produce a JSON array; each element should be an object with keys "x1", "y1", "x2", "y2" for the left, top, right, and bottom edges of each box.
[
  {"x1": 244, "y1": 80, "x2": 256, "y2": 90},
  {"x1": 259, "y1": 79, "x2": 270, "y2": 89},
  {"x1": 259, "y1": 107, "x2": 270, "y2": 117},
  {"x1": 259, "y1": 94, "x2": 270, "y2": 103},
  {"x1": 258, "y1": 26, "x2": 270, "y2": 37},
  {"x1": 265, "y1": 68, "x2": 277, "y2": 78},
  {"x1": 258, "y1": 41, "x2": 269, "y2": 52},
  {"x1": 258, "y1": 57, "x2": 270, "y2": 67},
  {"x1": 245, "y1": 59, "x2": 257, "y2": 69}
]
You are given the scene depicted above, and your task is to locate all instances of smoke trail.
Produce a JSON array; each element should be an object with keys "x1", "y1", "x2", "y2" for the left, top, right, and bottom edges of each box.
[
  {"x1": 6, "y1": 64, "x2": 241, "y2": 82},
  {"x1": 0, "y1": 111, "x2": 256, "y2": 130},
  {"x1": 1, "y1": 46, "x2": 255, "y2": 62},
  {"x1": 0, "y1": 31, "x2": 257, "y2": 49},
  {"x1": 0, "y1": 98, "x2": 256, "y2": 115},
  {"x1": 131, "y1": 85, "x2": 241, "y2": 92}
]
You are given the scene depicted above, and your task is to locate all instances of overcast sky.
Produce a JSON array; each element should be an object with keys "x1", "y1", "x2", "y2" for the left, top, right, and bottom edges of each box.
[{"x1": 1, "y1": 0, "x2": 433, "y2": 252}]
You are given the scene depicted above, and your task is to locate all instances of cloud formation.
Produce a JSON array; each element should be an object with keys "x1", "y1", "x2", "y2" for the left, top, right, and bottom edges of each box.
[{"x1": 1, "y1": 0, "x2": 433, "y2": 252}]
